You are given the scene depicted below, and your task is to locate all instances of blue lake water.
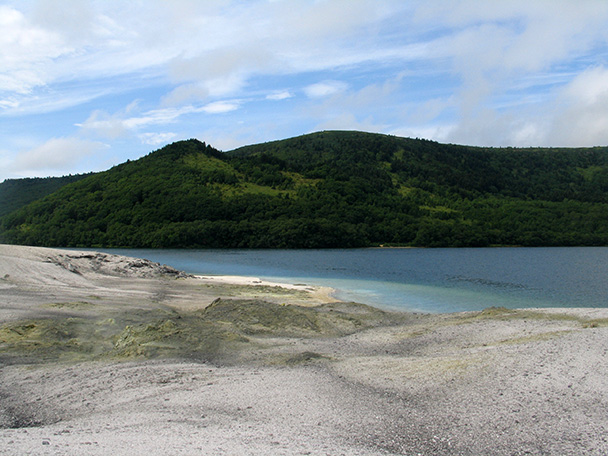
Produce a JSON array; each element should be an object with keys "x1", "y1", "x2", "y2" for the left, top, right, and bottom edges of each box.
[{"x1": 97, "y1": 247, "x2": 608, "y2": 313}]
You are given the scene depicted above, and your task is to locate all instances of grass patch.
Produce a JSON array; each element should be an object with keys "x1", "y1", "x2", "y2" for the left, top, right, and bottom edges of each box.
[
  {"x1": 42, "y1": 301, "x2": 95, "y2": 309},
  {"x1": 495, "y1": 330, "x2": 573, "y2": 346},
  {"x1": 452, "y1": 306, "x2": 608, "y2": 327},
  {"x1": 581, "y1": 319, "x2": 608, "y2": 328},
  {"x1": 197, "y1": 282, "x2": 312, "y2": 302},
  {"x1": 507, "y1": 309, "x2": 608, "y2": 328},
  {"x1": 0, "y1": 318, "x2": 111, "y2": 362},
  {"x1": 0, "y1": 298, "x2": 394, "y2": 364},
  {"x1": 200, "y1": 298, "x2": 321, "y2": 336},
  {"x1": 277, "y1": 351, "x2": 329, "y2": 366}
]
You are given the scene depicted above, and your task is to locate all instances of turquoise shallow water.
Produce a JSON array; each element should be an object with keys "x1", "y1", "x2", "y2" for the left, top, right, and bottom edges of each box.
[{"x1": 96, "y1": 247, "x2": 608, "y2": 313}]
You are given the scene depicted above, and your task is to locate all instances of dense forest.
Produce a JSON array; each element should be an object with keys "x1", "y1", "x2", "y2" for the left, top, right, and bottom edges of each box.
[
  {"x1": 1, "y1": 130, "x2": 608, "y2": 248},
  {"x1": 0, "y1": 174, "x2": 89, "y2": 219}
]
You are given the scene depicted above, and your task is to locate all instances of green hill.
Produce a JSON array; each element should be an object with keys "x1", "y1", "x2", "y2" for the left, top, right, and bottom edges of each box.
[
  {"x1": 0, "y1": 174, "x2": 90, "y2": 219},
  {"x1": 2, "y1": 131, "x2": 608, "y2": 248}
]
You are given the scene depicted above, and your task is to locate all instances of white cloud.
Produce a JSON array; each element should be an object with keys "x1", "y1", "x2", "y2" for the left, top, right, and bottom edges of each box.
[
  {"x1": 408, "y1": 0, "x2": 608, "y2": 146},
  {"x1": 161, "y1": 84, "x2": 210, "y2": 107},
  {"x1": 3, "y1": 0, "x2": 607, "y2": 117},
  {"x1": 3, "y1": 0, "x2": 608, "y2": 180},
  {"x1": 0, "y1": 149, "x2": 12, "y2": 180},
  {"x1": 418, "y1": 0, "x2": 608, "y2": 70},
  {"x1": 78, "y1": 109, "x2": 130, "y2": 139},
  {"x1": 512, "y1": 123, "x2": 543, "y2": 146},
  {"x1": 0, "y1": 1, "x2": 413, "y2": 115},
  {"x1": 0, "y1": 5, "x2": 69, "y2": 94},
  {"x1": 123, "y1": 107, "x2": 196, "y2": 129},
  {"x1": 304, "y1": 81, "x2": 348, "y2": 98},
  {"x1": 10, "y1": 137, "x2": 105, "y2": 176},
  {"x1": 31, "y1": 0, "x2": 97, "y2": 43},
  {"x1": 201, "y1": 100, "x2": 240, "y2": 114},
  {"x1": 266, "y1": 90, "x2": 293, "y2": 101},
  {"x1": 78, "y1": 99, "x2": 240, "y2": 147},
  {"x1": 407, "y1": 97, "x2": 456, "y2": 125},
  {"x1": 332, "y1": 78, "x2": 401, "y2": 109},
  {"x1": 168, "y1": 47, "x2": 275, "y2": 84},
  {"x1": 0, "y1": 98, "x2": 19, "y2": 110},
  {"x1": 390, "y1": 124, "x2": 455, "y2": 143},
  {"x1": 437, "y1": 64, "x2": 608, "y2": 148},
  {"x1": 0, "y1": 3, "x2": 173, "y2": 113},
  {"x1": 300, "y1": 77, "x2": 405, "y2": 136},
  {"x1": 562, "y1": 66, "x2": 608, "y2": 106},
  {"x1": 80, "y1": 104, "x2": 197, "y2": 138},
  {"x1": 138, "y1": 132, "x2": 177, "y2": 146},
  {"x1": 546, "y1": 66, "x2": 608, "y2": 146}
]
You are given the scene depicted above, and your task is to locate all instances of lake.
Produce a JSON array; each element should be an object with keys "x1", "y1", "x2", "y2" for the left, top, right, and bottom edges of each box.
[{"x1": 97, "y1": 247, "x2": 608, "y2": 313}]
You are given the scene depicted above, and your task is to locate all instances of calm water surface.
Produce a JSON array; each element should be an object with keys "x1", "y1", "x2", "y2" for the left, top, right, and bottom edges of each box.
[{"x1": 98, "y1": 247, "x2": 608, "y2": 313}]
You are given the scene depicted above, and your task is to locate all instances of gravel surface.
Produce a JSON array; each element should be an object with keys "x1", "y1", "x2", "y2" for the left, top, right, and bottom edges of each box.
[{"x1": 1, "y1": 245, "x2": 607, "y2": 455}]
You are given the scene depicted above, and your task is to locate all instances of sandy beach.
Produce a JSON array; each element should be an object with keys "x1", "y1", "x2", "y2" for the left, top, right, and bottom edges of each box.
[{"x1": 1, "y1": 244, "x2": 608, "y2": 455}]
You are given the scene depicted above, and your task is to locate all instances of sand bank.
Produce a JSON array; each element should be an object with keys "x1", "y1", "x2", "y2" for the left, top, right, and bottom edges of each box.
[
  {"x1": 195, "y1": 274, "x2": 337, "y2": 303},
  {"x1": 1, "y1": 245, "x2": 608, "y2": 455}
]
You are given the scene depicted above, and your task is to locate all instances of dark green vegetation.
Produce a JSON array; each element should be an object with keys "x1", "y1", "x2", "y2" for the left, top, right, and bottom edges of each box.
[
  {"x1": 0, "y1": 299, "x2": 392, "y2": 364},
  {"x1": 2, "y1": 130, "x2": 608, "y2": 248},
  {"x1": 0, "y1": 174, "x2": 89, "y2": 218}
]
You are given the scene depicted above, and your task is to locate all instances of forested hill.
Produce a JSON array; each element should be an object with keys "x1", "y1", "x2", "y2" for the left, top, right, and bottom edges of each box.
[
  {"x1": 2, "y1": 130, "x2": 608, "y2": 248},
  {"x1": 0, "y1": 174, "x2": 90, "y2": 219}
]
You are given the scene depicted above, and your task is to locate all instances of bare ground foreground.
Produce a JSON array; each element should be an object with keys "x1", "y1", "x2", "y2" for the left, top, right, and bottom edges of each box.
[{"x1": 1, "y1": 244, "x2": 608, "y2": 455}]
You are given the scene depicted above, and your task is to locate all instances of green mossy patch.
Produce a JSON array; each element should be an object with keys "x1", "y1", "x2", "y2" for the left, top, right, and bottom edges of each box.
[
  {"x1": 0, "y1": 298, "x2": 395, "y2": 364},
  {"x1": 200, "y1": 298, "x2": 321, "y2": 336},
  {"x1": 284, "y1": 351, "x2": 329, "y2": 365},
  {"x1": 109, "y1": 315, "x2": 251, "y2": 361},
  {"x1": 0, "y1": 318, "x2": 110, "y2": 362},
  {"x1": 42, "y1": 301, "x2": 96, "y2": 309},
  {"x1": 453, "y1": 306, "x2": 608, "y2": 328},
  {"x1": 196, "y1": 282, "x2": 312, "y2": 302}
]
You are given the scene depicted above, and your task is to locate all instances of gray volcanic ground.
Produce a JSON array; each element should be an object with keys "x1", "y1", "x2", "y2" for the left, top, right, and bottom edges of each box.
[{"x1": 1, "y1": 245, "x2": 608, "y2": 455}]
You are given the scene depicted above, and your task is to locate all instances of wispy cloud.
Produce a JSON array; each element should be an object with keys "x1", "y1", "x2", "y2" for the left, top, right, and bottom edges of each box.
[
  {"x1": 2, "y1": 0, "x2": 608, "y2": 181},
  {"x1": 9, "y1": 137, "x2": 105, "y2": 177},
  {"x1": 266, "y1": 90, "x2": 293, "y2": 101},
  {"x1": 0, "y1": 5, "x2": 68, "y2": 94},
  {"x1": 78, "y1": 100, "x2": 241, "y2": 142},
  {"x1": 304, "y1": 81, "x2": 348, "y2": 98},
  {"x1": 547, "y1": 65, "x2": 608, "y2": 146},
  {"x1": 138, "y1": 132, "x2": 177, "y2": 146},
  {"x1": 201, "y1": 101, "x2": 240, "y2": 114}
]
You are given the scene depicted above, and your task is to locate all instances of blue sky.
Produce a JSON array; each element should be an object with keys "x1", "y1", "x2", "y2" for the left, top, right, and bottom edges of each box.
[{"x1": 2, "y1": 0, "x2": 608, "y2": 182}]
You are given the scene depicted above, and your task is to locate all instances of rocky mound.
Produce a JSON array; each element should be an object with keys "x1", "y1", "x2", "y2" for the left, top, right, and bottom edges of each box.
[{"x1": 48, "y1": 251, "x2": 190, "y2": 279}]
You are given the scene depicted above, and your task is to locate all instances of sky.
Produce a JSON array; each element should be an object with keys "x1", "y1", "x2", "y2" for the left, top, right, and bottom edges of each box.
[{"x1": 2, "y1": 0, "x2": 608, "y2": 182}]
